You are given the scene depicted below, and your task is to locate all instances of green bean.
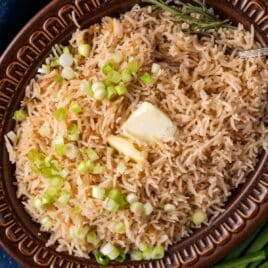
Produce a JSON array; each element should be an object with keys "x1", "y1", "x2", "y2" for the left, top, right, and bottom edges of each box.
[
  {"x1": 258, "y1": 261, "x2": 268, "y2": 268},
  {"x1": 213, "y1": 250, "x2": 266, "y2": 268},
  {"x1": 239, "y1": 225, "x2": 268, "y2": 268},
  {"x1": 248, "y1": 225, "x2": 268, "y2": 253},
  {"x1": 249, "y1": 261, "x2": 262, "y2": 268}
]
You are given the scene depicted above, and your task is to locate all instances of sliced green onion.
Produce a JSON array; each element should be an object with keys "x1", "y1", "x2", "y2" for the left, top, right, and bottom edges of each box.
[
  {"x1": 115, "y1": 251, "x2": 126, "y2": 263},
  {"x1": 103, "y1": 79, "x2": 114, "y2": 87},
  {"x1": 151, "y1": 63, "x2": 161, "y2": 75},
  {"x1": 77, "y1": 160, "x2": 92, "y2": 174},
  {"x1": 139, "y1": 242, "x2": 150, "y2": 251},
  {"x1": 94, "y1": 252, "x2": 109, "y2": 266},
  {"x1": 128, "y1": 59, "x2": 138, "y2": 74},
  {"x1": 27, "y1": 149, "x2": 44, "y2": 162},
  {"x1": 107, "y1": 85, "x2": 117, "y2": 100},
  {"x1": 32, "y1": 198, "x2": 43, "y2": 211},
  {"x1": 130, "y1": 250, "x2": 143, "y2": 261},
  {"x1": 41, "y1": 166, "x2": 59, "y2": 179},
  {"x1": 50, "y1": 177, "x2": 63, "y2": 188},
  {"x1": 107, "y1": 70, "x2": 121, "y2": 84},
  {"x1": 80, "y1": 80, "x2": 90, "y2": 91},
  {"x1": 30, "y1": 166, "x2": 41, "y2": 176},
  {"x1": 140, "y1": 72, "x2": 153, "y2": 85},
  {"x1": 86, "y1": 231, "x2": 100, "y2": 246},
  {"x1": 54, "y1": 74, "x2": 64, "y2": 84},
  {"x1": 121, "y1": 69, "x2": 132, "y2": 83},
  {"x1": 68, "y1": 123, "x2": 79, "y2": 141},
  {"x1": 115, "y1": 84, "x2": 127, "y2": 96},
  {"x1": 192, "y1": 209, "x2": 206, "y2": 225},
  {"x1": 41, "y1": 166, "x2": 61, "y2": 179},
  {"x1": 65, "y1": 143, "x2": 78, "y2": 160},
  {"x1": 92, "y1": 163, "x2": 104, "y2": 175},
  {"x1": 92, "y1": 81, "x2": 105, "y2": 92},
  {"x1": 41, "y1": 157, "x2": 61, "y2": 179},
  {"x1": 164, "y1": 204, "x2": 176, "y2": 212},
  {"x1": 52, "y1": 136, "x2": 65, "y2": 156},
  {"x1": 39, "y1": 156, "x2": 61, "y2": 179},
  {"x1": 58, "y1": 190, "x2": 71, "y2": 204},
  {"x1": 78, "y1": 44, "x2": 91, "y2": 57},
  {"x1": 54, "y1": 107, "x2": 67, "y2": 121},
  {"x1": 29, "y1": 165, "x2": 41, "y2": 175},
  {"x1": 13, "y1": 109, "x2": 26, "y2": 122},
  {"x1": 52, "y1": 47, "x2": 59, "y2": 58},
  {"x1": 60, "y1": 168, "x2": 69, "y2": 178},
  {"x1": 61, "y1": 67, "x2": 75, "y2": 80},
  {"x1": 130, "y1": 202, "x2": 144, "y2": 216},
  {"x1": 41, "y1": 216, "x2": 52, "y2": 230},
  {"x1": 77, "y1": 226, "x2": 89, "y2": 240},
  {"x1": 92, "y1": 186, "x2": 106, "y2": 200},
  {"x1": 80, "y1": 80, "x2": 93, "y2": 96},
  {"x1": 126, "y1": 193, "x2": 138, "y2": 204},
  {"x1": 44, "y1": 155, "x2": 53, "y2": 167},
  {"x1": 73, "y1": 206, "x2": 82, "y2": 213},
  {"x1": 6, "y1": 131, "x2": 17, "y2": 143},
  {"x1": 39, "y1": 124, "x2": 51, "y2": 138},
  {"x1": 51, "y1": 59, "x2": 59, "y2": 67},
  {"x1": 100, "y1": 243, "x2": 120, "y2": 260},
  {"x1": 144, "y1": 202, "x2": 153, "y2": 216},
  {"x1": 116, "y1": 162, "x2": 127, "y2": 174},
  {"x1": 94, "y1": 89, "x2": 106, "y2": 100},
  {"x1": 102, "y1": 61, "x2": 115, "y2": 75},
  {"x1": 85, "y1": 148, "x2": 99, "y2": 161},
  {"x1": 110, "y1": 222, "x2": 125, "y2": 234},
  {"x1": 142, "y1": 246, "x2": 154, "y2": 260},
  {"x1": 108, "y1": 188, "x2": 126, "y2": 206},
  {"x1": 40, "y1": 64, "x2": 51, "y2": 74},
  {"x1": 59, "y1": 53, "x2": 73, "y2": 67},
  {"x1": 63, "y1": 46, "x2": 70, "y2": 54},
  {"x1": 70, "y1": 103, "x2": 81, "y2": 114},
  {"x1": 113, "y1": 51, "x2": 123, "y2": 64},
  {"x1": 92, "y1": 82, "x2": 106, "y2": 100},
  {"x1": 27, "y1": 149, "x2": 45, "y2": 172},
  {"x1": 70, "y1": 226, "x2": 89, "y2": 240},
  {"x1": 103, "y1": 198, "x2": 120, "y2": 213},
  {"x1": 152, "y1": 245, "x2": 165, "y2": 260},
  {"x1": 42, "y1": 187, "x2": 58, "y2": 206}
]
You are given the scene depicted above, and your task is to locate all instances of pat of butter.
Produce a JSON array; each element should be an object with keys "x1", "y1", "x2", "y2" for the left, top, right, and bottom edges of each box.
[
  {"x1": 107, "y1": 135, "x2": 147, "y2": 163},
  {"x1": 122, "y1": 102, "x2": 176, "y2": 143}
]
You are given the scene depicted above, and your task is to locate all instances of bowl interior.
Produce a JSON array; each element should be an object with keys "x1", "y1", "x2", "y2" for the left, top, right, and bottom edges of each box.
[{"x1": 0, "y1": 0, "x2": 267, "y2": 267}]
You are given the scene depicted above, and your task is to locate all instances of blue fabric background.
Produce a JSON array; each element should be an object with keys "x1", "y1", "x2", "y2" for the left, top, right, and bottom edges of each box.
[
  {"x1": 0, "y1": 1, "x2": 50, "y2": 267},
  {"x1": 0, "y1": 1, "x2": 266, "y2": 268},
  {"x1": 0, "y1": 0, "x2": 50, "y2": 54}
]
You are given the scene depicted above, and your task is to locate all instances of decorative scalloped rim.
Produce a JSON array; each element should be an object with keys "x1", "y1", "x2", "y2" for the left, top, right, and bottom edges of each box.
[{"x1": 0, "y1": 0, "x2": 267, "y2": 267}]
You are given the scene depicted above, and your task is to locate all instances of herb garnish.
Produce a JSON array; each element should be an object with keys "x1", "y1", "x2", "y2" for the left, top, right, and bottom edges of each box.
[{"x1": 143, "y1": 0, "x2": 234, "y2": 30}]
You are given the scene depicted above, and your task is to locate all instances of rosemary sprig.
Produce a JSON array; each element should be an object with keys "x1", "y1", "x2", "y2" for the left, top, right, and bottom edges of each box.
[{"x1": 142, "y1": 0, "x2": 234, "y2": 30}]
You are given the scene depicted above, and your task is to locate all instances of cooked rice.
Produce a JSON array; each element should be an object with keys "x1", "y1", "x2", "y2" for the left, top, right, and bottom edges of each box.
[{"x1": 7, "y1": 5, "x2": 268, "y2": 258}]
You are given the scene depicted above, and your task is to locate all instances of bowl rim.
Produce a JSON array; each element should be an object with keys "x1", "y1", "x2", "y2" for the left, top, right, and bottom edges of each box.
[{"x1": 0, "y1": 0, "x2": 267, "y2": 267}]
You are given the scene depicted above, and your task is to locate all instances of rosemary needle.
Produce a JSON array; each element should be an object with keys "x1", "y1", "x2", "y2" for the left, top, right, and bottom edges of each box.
[{"x1": 143, "y1": 0, "x2": 234, "y2": 30}]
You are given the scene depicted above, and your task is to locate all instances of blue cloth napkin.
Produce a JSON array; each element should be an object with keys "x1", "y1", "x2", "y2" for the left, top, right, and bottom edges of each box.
[
  {"x1": 0, "y1": 1, "x2": 50, "y2": 266},
  {"x1": 0, "y1": 0, "x2": 50, "y2": 54},
  {"x1": 0, "y1": 248, "x2": 20, "y2": 268}
]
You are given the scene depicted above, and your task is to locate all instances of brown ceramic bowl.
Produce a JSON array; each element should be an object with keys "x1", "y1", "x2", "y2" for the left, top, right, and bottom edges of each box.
[{"x1": 0, "y1": 0, "x2": 267, "y2": 267}]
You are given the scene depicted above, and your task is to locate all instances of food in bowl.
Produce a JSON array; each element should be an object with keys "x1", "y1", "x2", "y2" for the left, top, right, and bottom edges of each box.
[{"x1": 5, "y1": 0, "x2": 268, "y2": 264}]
